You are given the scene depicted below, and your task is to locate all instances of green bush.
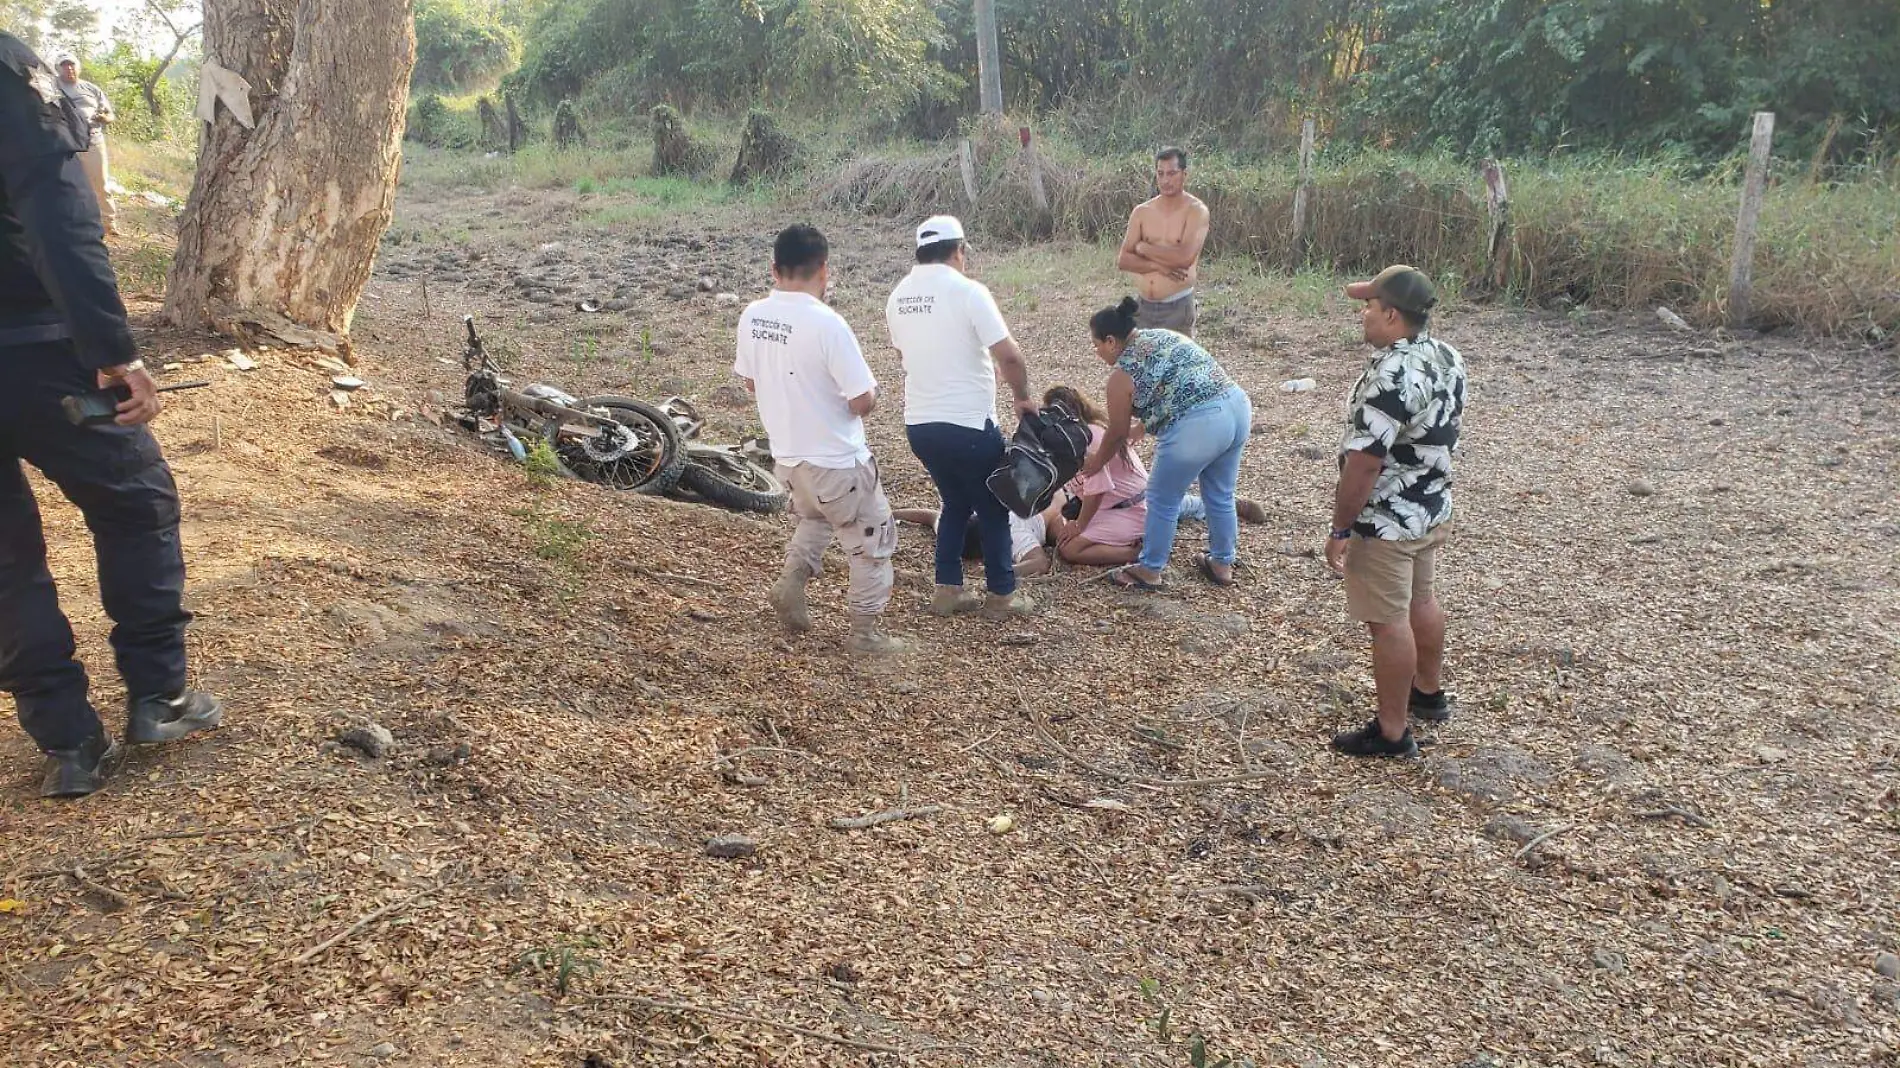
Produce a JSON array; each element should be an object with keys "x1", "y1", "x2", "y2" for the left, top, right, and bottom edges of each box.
[
  {"x1": 405, "y1": 92, "x2": 481, "y2": 149},
  {"x1": 82, "y1": 42, "x2": 196, "y2": 144},
  {"x1": 413, "y1": 0, "x2": 519, "y2": 92},
  {"x1": 815, "y1": 135, "x2": 1899, "y2": 337},
  {"x1": 511, "y1": 0, "x2": 953, "y2": 126}
]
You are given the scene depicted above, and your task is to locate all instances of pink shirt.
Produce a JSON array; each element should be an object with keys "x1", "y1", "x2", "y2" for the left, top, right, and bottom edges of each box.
[
  {"x1": 1068, "y1": 425, "x2": 1150, "y2": 546},
  {"x1": 1071, "y1": 425, "x2": 1146, "y2": 505}
]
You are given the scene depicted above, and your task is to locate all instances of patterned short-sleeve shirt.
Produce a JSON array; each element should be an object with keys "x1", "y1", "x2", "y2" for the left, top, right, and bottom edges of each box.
[
  {"x1": 1116, "y1": 328, "x2": 1234, "y2": 433},
  {"x1": 1339, "y1": 332, "x2": 1467, "y2": 540}
]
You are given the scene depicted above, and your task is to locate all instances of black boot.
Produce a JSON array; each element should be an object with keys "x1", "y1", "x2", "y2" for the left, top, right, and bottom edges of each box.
[
  {"x1": 126, "y1": 689, "x2": 224, "y2": 744},
  {"x1": 41, "y1": 730, "x2": 119, "y2": 799}
]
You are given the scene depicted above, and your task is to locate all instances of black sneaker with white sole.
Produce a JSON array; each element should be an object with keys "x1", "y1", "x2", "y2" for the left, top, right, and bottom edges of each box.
[
  {"x1": 1409, "y1": 686, "x2": 1454, "y2": 723},
  {"x1": 126, "y1": 690, "x2": 224, "y2": 745},
  {"x1": 1330, "y1": 718, "x2": 1420, "y2": 759}
]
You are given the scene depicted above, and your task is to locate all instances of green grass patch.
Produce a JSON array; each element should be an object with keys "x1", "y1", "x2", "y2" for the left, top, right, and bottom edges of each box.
[
  {"x1": 108, "y1": 138, "x2": 197, "y2": 199},
  {"x1": 817, "y1": 128, "x2": 1897, "y2": 336},
  {"x1": 113, "y1": 240, "x2": 175, "y2": 296},
  {"x1": 511, "y1": 504, "x2": 596, "y2": 568},
  {"x1": 578, "y1": 177, "x2": 767, "y2": 231}
]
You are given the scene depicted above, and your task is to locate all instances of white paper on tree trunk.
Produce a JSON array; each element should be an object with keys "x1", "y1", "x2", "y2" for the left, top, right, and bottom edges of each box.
[{"x1": 196, "y1": 59, "x2": 255, "y2": 129}]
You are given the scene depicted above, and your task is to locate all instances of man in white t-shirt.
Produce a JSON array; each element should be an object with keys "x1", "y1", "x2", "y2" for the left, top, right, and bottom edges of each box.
[
  {"x1": 885, "y1": 215, "x2": 1037, "y2": 622},
  {"x1": 734, "y1": 224, "x2": 907, "y2": 655}
]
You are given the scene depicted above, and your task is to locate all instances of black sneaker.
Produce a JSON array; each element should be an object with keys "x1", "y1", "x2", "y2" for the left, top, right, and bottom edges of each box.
[
  {"x1": 41, "y1": 730, "x2": 120, "y2": 799},
  {"x1": 126, "y1": 690, "x2": 224, "y2": 745},
  {"x1": 1330, "y1": 719, "x2": 1420, "y2": 759},
  {"x1": 1409, "y1": 686, "x2": 1454, "y2": 723}
]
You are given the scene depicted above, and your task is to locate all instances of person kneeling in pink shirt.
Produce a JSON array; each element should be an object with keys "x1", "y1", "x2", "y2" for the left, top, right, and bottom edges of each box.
[{"x1": 1045, "y1": 384, "x2": 1264, "y2": 568}]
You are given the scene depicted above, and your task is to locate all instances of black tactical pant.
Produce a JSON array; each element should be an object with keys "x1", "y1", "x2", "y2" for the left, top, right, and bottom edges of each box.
[{"x1": 0, "y1": 337, "x2": 189, "y2": 750}]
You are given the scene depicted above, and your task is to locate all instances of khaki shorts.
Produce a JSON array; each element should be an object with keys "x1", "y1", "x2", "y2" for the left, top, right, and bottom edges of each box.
[
  {"x1": 1344, "y1": 524, "x2": 1449, "y2": 624},
  {"x1": 1135, "y1": 292, "x2": 1197, "y2": 336}
]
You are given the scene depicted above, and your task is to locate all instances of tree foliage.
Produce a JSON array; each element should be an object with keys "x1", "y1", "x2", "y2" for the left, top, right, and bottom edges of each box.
[
  {"x1": 413, "y1": 0, "x2": 519, "y2": 91},
  {"x1": 0, "y1": 0, "x2": 96, "y2": 53},
  {"x1": 501, "y1": 0, "x2": 1896, "y2": 160},
  {"x1": 1349, "y1": 0, "x2": 1900, "y2": 159},
  {"x1": 82, "y1": 40, "x2": 197, "y2": 142},
  {"x1": 511, "y1": 0, "x2": 958, "y2": 128}
]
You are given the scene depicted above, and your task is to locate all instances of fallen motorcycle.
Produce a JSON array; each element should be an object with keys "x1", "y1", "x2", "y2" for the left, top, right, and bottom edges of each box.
[
  {"x1": 658, "y1": 397, "x2": 789, "y2": 514},
  {"x1": 454, "y1": 317, "x2": 685, "y2": 493}
]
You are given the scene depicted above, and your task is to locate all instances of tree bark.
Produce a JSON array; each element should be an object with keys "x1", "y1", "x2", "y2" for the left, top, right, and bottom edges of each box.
[{"x1": 163, "y1": 0, "x2": 416, "y2": 344}]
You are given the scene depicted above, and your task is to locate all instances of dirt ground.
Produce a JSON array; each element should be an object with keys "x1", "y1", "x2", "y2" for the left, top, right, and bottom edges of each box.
[{"x1": 3, "y1": 173, "x2": 1898, "y2": 1068}]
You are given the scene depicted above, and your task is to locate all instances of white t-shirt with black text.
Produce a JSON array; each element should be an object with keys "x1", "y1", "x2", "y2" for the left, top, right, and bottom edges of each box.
[
  {"x1": 885, "y1": 263, "x2": 1012, "y2": 430},
  {"x1": 733, "y1": 290, "x2": 877, "y2": 469}
]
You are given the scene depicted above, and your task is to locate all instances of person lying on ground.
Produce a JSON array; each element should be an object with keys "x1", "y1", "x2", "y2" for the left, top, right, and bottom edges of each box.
[
  {"x1": 1044, "y1": 385, "x2": 1264, "y2": 568},
  {"x1": 893, "y1": 491, "x2": 1070, "y2": 579}
]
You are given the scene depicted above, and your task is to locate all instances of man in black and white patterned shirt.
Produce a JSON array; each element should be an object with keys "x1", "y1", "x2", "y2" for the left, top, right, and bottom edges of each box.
[{"x1": 1324, "y1": 265, "x2": 1467, "y2": 758}]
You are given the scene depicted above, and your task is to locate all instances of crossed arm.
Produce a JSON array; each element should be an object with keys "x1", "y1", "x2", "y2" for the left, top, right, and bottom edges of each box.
[{"x1": 1117, "y1": 205, "x2": 1211, "y2": 279}]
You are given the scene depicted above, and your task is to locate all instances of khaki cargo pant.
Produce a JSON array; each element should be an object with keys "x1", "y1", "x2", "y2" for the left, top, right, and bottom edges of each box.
[
  {"x1": 780, "y1": 459, "x2": 896, "y2": 616},
  {"x1": 77, "y1": 140, "x2": 116, "y2": 232}
]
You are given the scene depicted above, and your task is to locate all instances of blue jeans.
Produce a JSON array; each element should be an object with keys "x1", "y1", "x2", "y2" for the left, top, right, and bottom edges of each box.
[
  {"x1": 906, "y1": 421, "x2": 1016, "y2": 595},
  {"x1": 1140, "y1": 386, "x2": 1252, "y2": 572}
]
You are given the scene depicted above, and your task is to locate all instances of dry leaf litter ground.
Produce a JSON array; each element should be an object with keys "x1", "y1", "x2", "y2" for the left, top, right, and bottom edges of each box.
[{"x1": 2, "y1": 180, "x2": 1897, "y2": 1068}]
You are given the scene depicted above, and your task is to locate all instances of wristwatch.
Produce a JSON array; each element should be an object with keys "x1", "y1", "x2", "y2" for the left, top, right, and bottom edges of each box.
[
  {"x1": 101, "y1": 359, "x2": 145, "y2": 380},
  {"x1": 1328, "y1": 528, "x2": 1352, "y2": 541}
]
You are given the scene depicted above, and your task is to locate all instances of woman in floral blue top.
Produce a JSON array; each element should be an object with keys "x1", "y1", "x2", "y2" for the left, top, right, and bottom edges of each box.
[{"x1": 1081, "y1": 297, "x2": 1253, "y2": 589}]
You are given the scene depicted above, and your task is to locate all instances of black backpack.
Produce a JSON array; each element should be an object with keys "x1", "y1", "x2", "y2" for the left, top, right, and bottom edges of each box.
[{"x1": 986, "y1": 399, "x2": 1092, "y2": 519}]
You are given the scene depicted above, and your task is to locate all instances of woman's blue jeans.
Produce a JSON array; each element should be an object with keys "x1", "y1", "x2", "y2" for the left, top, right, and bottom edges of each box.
[{"x1": 1139, "y1": 386, "x2": 1252, "y2": 572}]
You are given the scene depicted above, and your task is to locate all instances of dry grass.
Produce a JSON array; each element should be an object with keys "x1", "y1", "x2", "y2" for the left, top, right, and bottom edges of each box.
[
  {"x1": 819, "y1": 139, "x2": 1898, "y2": 338},
  {"x1": 395, "y1": 107, "x2": 1896, "y2": 338},
  {"x1": 7, "y1": 199, "x2": 1896, "y2": 1068}
]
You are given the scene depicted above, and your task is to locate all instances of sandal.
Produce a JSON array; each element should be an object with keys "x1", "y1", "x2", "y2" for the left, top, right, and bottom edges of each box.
[
  {"x1": 1107, "y1": 565, "x2": 1167, "y2": 592},
  {"x1": 1193, "y1": 552, "x2": 1237, "y2": 588}
]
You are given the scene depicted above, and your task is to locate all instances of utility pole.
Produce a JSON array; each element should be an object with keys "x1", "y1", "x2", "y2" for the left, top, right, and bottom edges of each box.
[{"x1": 975, "y1": 0, "x2": 1003, "y2": 115}]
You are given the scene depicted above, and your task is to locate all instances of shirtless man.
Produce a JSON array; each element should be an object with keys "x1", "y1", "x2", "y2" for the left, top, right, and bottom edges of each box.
[{"x1": 1116, "y1": 147, "x2": 1210, "y2": 336}]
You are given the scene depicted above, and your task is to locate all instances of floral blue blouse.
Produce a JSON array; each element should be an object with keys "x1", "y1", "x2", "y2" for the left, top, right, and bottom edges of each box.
[{"x1": 1115, "y1": 328, "x2": 1234, "y2": 433}]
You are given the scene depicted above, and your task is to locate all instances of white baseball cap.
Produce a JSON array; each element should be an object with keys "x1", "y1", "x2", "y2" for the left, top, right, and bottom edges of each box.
[
  {"x1": 915, "y1": 215, "x2": 965, "y2": 248},
  {"x1": 55, "y1": 53, "x2": 78, "y2": 66}
]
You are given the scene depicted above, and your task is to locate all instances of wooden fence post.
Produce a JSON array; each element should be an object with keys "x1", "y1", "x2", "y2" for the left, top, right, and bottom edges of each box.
[
  {"x1": 958, "y1": 138, "x2": 979, "y2": 207},
  {"x1": 1290, "y1": 118, "x2": 1315, "y2": 261},
  {"x1": 1729, "y1": 111, "x2": 1775, "y2": 328},
  {"x1": 1480, "y1": 158, "x2": 1512, "y2": 291},
  {"x1": 504, "y1": 93, "x2": 525, "y2": 154},
  {"x1": 1021, "y1": 126, "x2": 1049, "y2": 213}
]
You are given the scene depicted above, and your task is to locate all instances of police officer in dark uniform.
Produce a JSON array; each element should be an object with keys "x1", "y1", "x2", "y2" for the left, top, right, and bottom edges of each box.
[{"x1": 1, "y1": 33, "x2": 222, "y2": 798}]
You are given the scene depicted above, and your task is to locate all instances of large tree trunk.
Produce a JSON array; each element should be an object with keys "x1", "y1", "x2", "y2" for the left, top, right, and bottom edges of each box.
[{"x1": 163, "y1": 0, "x2": 415, "y2": 347}]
